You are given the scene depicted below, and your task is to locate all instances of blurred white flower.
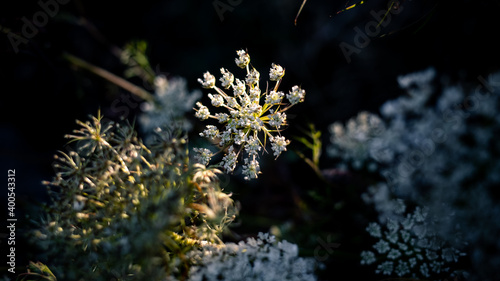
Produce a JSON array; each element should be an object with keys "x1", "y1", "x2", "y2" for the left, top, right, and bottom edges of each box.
[
  {"x1": 139, "y1": 76, "x2": 201, "y2": 141},
  {"x1": 186, "y1": 233, "x2": 318, "y2": 281}
]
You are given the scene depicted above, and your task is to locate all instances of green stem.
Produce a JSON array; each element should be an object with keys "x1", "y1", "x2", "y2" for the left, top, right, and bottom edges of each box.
[
  {"x1": 63, "y1": 52, "x2": 154, "y2": 102},
  {"x1": 294, "y1": 149, "x2": 327, "y2": 184}
]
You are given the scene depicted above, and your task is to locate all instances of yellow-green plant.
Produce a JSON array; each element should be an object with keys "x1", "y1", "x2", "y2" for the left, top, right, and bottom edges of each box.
[{"x1": 30, "y1": 112, "x2": 237, "y2": 281}]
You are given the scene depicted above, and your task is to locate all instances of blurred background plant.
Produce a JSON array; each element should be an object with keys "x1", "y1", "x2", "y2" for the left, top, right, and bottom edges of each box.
[{"x1": 326, "y1": 68, "x2": 500, "y2": 280}]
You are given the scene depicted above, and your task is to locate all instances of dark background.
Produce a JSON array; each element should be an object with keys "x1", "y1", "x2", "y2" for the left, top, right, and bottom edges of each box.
[{"x1": 1, "y1": 0, "x2": 500, "y2": 279}]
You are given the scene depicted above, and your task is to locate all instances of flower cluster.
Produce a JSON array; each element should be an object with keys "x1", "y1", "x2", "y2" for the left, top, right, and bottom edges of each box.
[
  {"x1": 328, "y1": 111, "x2": 385, "y2": 170},
  {"x1": 328, "y1": 68, "x2": 500, "y2": 280},
  {"x1": 361, "y1": 203, "x2": 466, "y2": 279},
  {"x1": 194, "y1": 49, "x2": 305, "y2": 180},
  {"x1": 185, "y1": 232, "x2": 318, "y2": 281}
]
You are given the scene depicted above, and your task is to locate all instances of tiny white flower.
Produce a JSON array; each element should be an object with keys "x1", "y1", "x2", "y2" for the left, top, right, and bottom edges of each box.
[
  {"x1": 245, "y1": 135, "x2": 261, "y2": 156},
  {"x1": 386, "y1": 218, "x2": 399, "y2": 233},
  {"x1": 268, "y1": 111, "x2": 286, "y2": 128},
  {"x1": 249, "y1": 116, "x2": 264, "y2": 131},
  {"x1": 153, "y1": 75, "x2": 168, "y2": 91},
  {"x1": 220, "y1": 68, "x2": 234, "y2": 89},
  {"x1": 235, "y1": 49, "x2": 250, "y2": 69},
  {"x1": 208, "y1": 93, "x2": 224, "y2": 107},
  {"x1": 360, "y1": 251, "x2": 376, "y2": 265},
  {"x1": 226, "y1": 96, "x2": 239, "y2": 109},
  {"x1": 386, "y1": 231, "x2": 399, "y2": 244},
  {"x1": 277, "y1": 240, "x2": 299, "y2": 256},
  {"x1": 397, "y1": 242, "x2": 409, "y2": 251},
  {"x1": 430, "y1": 260, "x2": 443, "y2": 273},
  {"x1": 215, "y1": 113, "x2": 229, "y2": 123},
  {"x1": 376, "y1": 261, "x2": 394, "y2": 275},
  {"x1": 393, "y1": 198, "x2": 407, "y2": 214},
  {"x1": 200, "y1": 125, "x2": 219, "y2": 140},
  {"x1": 195, "y1": 102, "x2": 210, "y2": 120},
  {"x1": 226, "y1": 118, "x2": 239, "y2": 132},
  {"x1": 242, "y1": 158, "x2": 260, "y2": 180},
  {"x1": 409, "y1": 257, "x2": 417, "y2": 268},
  {"x1": 269, "y1": 63, "x2": 285, "y2": 81},
  {"x1": 420, "y1": 263, "x2": 430, "y2": 278},
  {"x1": 387, "y1": 249, "x2": 402, "y2": 259},
  {"x1": 366, "y1": 222, "x2": 382, "y2": 238},
  {"x1": 265, "y1": 90, "x2": 284, "y2": 105},
  {"x1": 234, "y1": 130, "x2": 247, "y2": 145},
  {"x1": 395, "y1": 260, "x2": 410, "y2": 277},
  {"x1": 248, "y1": 103, "x2": 262, "y2": 115},
  {"x1": 426, "y1": 249, "x2": 438, "y2": 260},
  {"x1": 238, "y1": 92, "x2": 251, "y2": 107},
  {"x1": 246, "y1": 68, "x2": 260, "y2": 86},
  {"x1": 287, "y1": 85, "x2": 305, "y2": 105},
  {"x1": 400, "y1": 230, "x2": 411, "y2": 243},
  {"x1": 233, "y1": 78, "x2": 246, "y2": 96},
  {"x1": 219, "y1": 129, "x2": 232, "y2": 146},
  {"x1": 193, "y1": 147, "x2": 213, "y2": 166},
  {"x1": 249, "y1": 86, "x2": 261, "y2": 101},
  {"x1": 413, "y1": 206, "x2": 428, "y2": 222},
  {"x1": 373, "y1": 240, "x2": 390, "y2": 254},
  {"x1": 270, "y1": 135, "x2": 289, "y2": 158},
  {"x1": 198, "y1": 71, "x2": 216, "y2": 89},
  {"x1": 220, "y1": 146, "x2": 238, "y2": 173},
  {"x1": 257, "y1": 232, "x2": 268, "y2": 242},
  {"x1": 246, "y1": 237, "x2": 258, "y2": 247},
  {"x1": 401, "y1": 214, "x2": 414, "y2": 230}
]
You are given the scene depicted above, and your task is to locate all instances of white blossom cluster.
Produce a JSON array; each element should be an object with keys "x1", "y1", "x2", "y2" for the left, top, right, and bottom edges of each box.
[
  {"x1": 361, "y1": 202, "x2": 466, "y2": 279},
  {"x1": 194, "y1": 50, "x2": 305, "y2": 180},
  {"x1": 328, "y1": 111, "x2": 385, "y2": 170},
  {"x1": 185, "y1": 232, "x2": 318, "y2": 281},
  {"x1": 139, "y1": 76, "x2": 201, "y2": 140},
  {"x1": 328, "y1": 68, "x2": 500, "y2": 280}
]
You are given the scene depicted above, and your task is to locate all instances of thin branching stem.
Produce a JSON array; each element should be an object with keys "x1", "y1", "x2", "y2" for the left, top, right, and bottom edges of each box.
[{"x1": 63, "y1": 52, "x2": 154, "y2": 102}]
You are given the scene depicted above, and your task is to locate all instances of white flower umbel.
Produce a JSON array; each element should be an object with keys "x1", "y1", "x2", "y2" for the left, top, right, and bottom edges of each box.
[
  {"x1": 193, "y1": 50, "x2": 306, "y2": 180},
  {"x1": 330, "y1": 68, "x2": 500, "y2": 280},
  {"x1": 361, "y1": 202, "x2": 466, "y2": 279},
  {"x1": 186, "y1": 232, "x2": 318, "y2": 281}
]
